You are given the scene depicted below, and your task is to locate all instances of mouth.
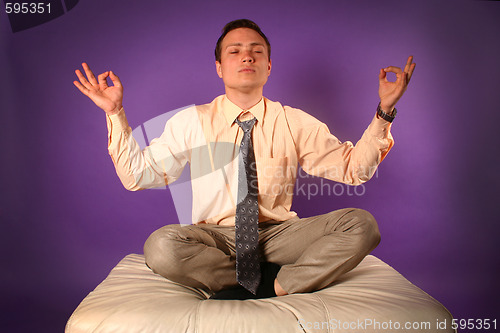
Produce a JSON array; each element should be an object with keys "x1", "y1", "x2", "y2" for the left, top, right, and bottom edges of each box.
[{"x1": 239, "y1": 67, "x2": 256, "y2": 73}]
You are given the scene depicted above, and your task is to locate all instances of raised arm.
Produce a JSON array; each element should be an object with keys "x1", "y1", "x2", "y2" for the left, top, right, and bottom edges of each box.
[
  {"x1": 73, "y1": 62, "x2": 123, "y2": 115},
  {"x1": 72, "y1": 62, "x2": 189, "y2": 191}
]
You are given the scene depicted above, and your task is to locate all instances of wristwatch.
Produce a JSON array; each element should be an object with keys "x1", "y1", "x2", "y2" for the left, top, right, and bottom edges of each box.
[{"x1": 377, "y1": 103, "x2": 397, "y2": 123}]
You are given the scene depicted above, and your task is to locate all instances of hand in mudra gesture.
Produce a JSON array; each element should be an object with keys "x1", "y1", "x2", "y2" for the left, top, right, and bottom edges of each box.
[
  {"x1": 378, "y1": 56, "x2": 416, "y2": 113},
  {"x1": 73, "y1": 63, "x2": 123, "y2": 115}
]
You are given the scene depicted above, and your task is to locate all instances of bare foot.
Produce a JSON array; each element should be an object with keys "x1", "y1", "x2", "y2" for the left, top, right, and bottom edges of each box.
[{"x1": 274, "y1": 278, "x2": 288, "y2": 296}]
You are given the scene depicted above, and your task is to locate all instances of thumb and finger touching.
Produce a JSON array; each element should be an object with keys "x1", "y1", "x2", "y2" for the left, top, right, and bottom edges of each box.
[
  {"x1": 109, "y1": 71, "x2": 122, "y2": 88},
  {"x1": 98, "y1": 72, "x2": 110, "y2": 90},
  {"x1": 73, "y1": 63, "x2": 124, "y2": 113}
]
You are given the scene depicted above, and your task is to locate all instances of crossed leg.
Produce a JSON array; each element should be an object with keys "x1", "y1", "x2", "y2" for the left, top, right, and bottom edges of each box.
[{"x1": 144, "y1": 208, "x2": 380, "y2": 295}]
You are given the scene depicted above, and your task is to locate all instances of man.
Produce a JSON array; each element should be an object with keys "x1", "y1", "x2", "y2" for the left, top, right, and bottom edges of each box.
[{"x1": 74, "y1": 19, "x2": 415, "y2": 300}]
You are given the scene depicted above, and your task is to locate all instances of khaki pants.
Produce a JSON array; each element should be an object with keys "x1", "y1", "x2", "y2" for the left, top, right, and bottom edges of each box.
[{"x1": 144, "y1": 208, "x2": 380, "y2": 294}]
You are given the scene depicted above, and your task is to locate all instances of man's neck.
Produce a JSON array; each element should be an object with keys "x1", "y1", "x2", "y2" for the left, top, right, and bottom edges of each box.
[{"x1": 225, "y1": 88, "x2": 263, "y2": 111}]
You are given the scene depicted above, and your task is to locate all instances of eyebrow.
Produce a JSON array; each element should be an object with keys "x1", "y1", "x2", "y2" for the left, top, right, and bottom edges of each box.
[{"x1": 225, "y1": 42, "x2": 265, "y2": 49}]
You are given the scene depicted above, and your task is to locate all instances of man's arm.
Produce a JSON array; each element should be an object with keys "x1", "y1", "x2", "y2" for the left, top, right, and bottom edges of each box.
[
  {"x1": 73, "y1": 63, "x2": 188, "y2": 190},
  {"x1": 287, "y1": 56, "x2": 415, "y2": 185},
  {"x1": 286, "y1": 108, "x2": 393, "y2": 185}
]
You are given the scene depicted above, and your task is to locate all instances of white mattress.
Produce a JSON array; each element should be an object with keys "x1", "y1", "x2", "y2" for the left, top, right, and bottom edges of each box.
[{"x1": 66, "y1": 254, "x2": 455, "y2": 333}]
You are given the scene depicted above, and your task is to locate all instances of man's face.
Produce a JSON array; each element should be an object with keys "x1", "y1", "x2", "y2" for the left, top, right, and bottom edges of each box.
[{"x1": 216, "y1": 28, "x2": 272, "y2": 93}]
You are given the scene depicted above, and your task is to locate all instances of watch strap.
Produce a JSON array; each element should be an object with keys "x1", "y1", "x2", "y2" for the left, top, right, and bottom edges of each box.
[{"x1": 377, "y1": 103, "x2": 397, "y2": 123}]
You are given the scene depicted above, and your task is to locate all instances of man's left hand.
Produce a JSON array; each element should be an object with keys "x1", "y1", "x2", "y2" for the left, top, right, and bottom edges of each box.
[{"x1": 378, "y1": 56, "x2": 416, "y2": 113}]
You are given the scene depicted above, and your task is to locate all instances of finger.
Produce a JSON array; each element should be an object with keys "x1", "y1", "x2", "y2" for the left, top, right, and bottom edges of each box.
[
  {"x1": 82, "y1": 62, "x2": 98, "y2": 86},
  {"x1": 401, "y1": 72, "x2": 408, "y2": 88},
  {"x1": 98, "y1": 72, "x2": 110, "y2": 90},
  {"x1": 109, "y1": 71, "x2": 123, "y2": 88},
  {"x1": 407, "y1": 62, "x2": 416, "y2": 82},
  {"x1": 403, "y1": 55, "x2": 414, "y2": 73},
  {"x1": 75, "y1": 69, "x2": 93, "y2": 90},
  {"x1": 73, "y1": 80, "x2": 89, "y2": 96},
  {"x1": 379, "y1": 68, "x2": 388, "y2": 83},
  {"x1": 395, "y1": 70, "x2": 405, "y2": 88},
  {"x1": 384, "y1": 66, "x2": 403, "y2": 74}
]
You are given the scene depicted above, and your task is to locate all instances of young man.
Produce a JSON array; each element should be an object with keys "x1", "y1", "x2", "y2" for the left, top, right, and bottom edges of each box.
[{"x1": 74, "y1": 19, "x2": 415, "y2": 300}]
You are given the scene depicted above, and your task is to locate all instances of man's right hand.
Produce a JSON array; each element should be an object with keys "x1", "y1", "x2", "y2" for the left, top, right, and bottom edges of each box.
[{"x1": 73, "y1": 63, "x2": 123, "y2": 115}]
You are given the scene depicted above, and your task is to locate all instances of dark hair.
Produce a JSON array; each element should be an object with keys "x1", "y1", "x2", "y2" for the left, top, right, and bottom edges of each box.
[{"x1": 215, "y1": 19, "x2": 271, "y2": 63}]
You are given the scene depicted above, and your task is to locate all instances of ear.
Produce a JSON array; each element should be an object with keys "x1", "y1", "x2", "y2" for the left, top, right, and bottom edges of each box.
[
  {"x1": 267, "y1": 59, "x2": 272, "y2": 76},
  {"x1": 216, "y1": 61, "x2": 223, "y2": 79}
]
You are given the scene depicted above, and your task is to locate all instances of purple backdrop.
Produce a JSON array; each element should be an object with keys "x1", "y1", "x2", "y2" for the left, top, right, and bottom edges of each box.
[{"x1": 1, "y1": 0, "x2": 499, "y2": 331}]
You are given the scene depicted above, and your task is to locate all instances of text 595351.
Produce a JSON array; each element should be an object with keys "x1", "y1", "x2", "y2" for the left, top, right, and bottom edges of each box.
[{"x1": 5, "y1": 2, "x2": 51, "y2": 14}]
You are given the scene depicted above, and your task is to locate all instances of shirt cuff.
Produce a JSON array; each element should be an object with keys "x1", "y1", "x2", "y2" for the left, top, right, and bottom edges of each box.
[{"x1": 106, "y1": 107, "x2": 131, "y2": 144}]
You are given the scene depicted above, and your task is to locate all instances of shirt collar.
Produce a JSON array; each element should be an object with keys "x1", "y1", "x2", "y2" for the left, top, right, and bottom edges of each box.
[{"x1": 222, "y1": 95, "x2": 265, "y2": 125}]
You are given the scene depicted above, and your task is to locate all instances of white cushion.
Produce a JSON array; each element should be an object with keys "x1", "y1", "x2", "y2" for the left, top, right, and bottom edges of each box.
[{"x1": 66, "y1": 254, "x2": 455, "y2": 333}]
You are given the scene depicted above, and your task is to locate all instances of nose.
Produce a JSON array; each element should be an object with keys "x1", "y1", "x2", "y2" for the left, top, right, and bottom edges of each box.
[{"x1": 242, "y1": 51, "x2": 254, "y2": 63}]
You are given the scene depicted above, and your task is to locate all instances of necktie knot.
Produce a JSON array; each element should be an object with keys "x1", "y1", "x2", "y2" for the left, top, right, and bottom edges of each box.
[{"x1": 235, "y1": 117, "x2": 257, "y2": 133}]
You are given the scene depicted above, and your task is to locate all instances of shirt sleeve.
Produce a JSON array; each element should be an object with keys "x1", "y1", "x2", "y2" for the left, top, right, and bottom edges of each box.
[
  {"x1": 106, "y1": 108, "x2": 189, "y2": 191},
  {"x1": 285, "y1": 106, "x2": 394, "y2": 185}
]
